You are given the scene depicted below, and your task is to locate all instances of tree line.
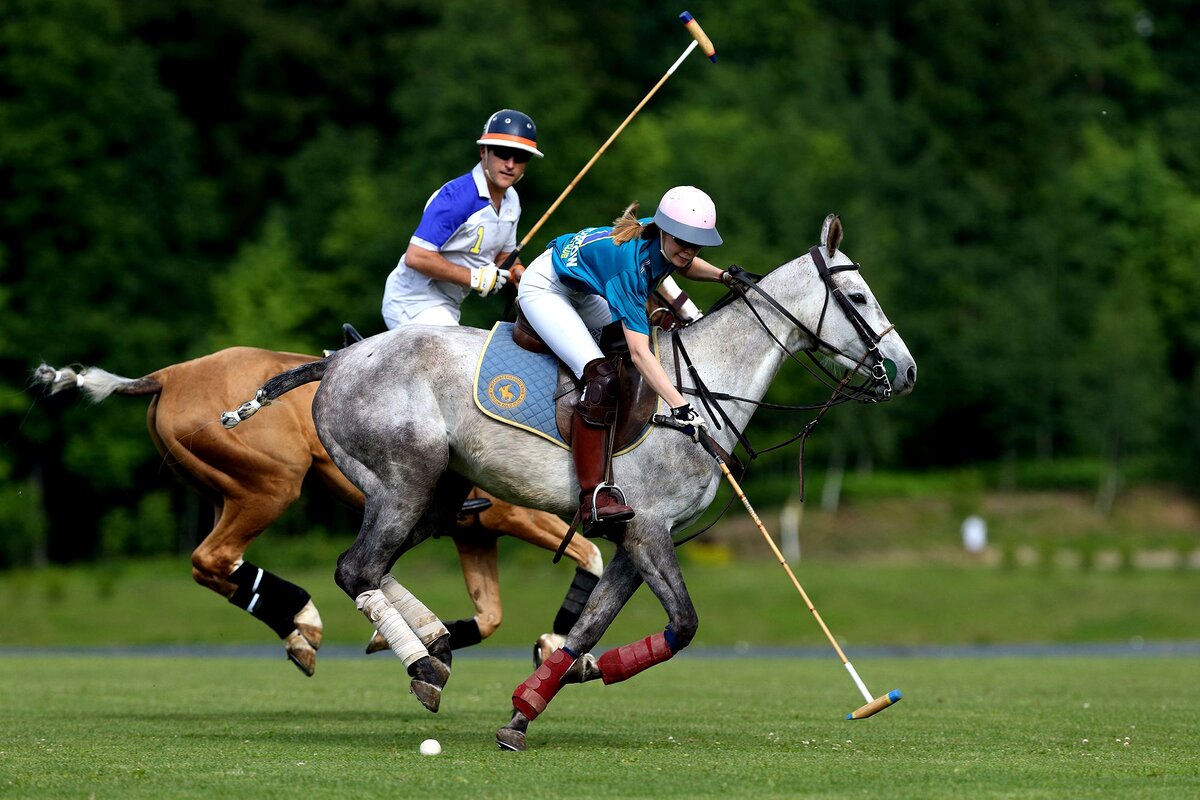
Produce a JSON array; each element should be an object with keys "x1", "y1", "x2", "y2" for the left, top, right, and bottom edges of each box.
[{"x1": 2, "y1": 0, "x2": 1198, "y2": 565}]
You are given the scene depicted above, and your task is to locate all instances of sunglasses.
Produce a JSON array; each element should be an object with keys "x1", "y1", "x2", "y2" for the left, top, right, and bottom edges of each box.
[
  {"x1": 671, "y1": 235, "x2": 701, "y2": 250},
  {"x1": 489, "y1": 146, "x2": 532, "y2": 164}
]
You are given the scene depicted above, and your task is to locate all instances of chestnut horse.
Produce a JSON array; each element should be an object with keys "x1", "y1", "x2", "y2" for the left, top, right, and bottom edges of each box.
[{"x1": 35, "y1": 347, "x2": 602, "y2": 677}]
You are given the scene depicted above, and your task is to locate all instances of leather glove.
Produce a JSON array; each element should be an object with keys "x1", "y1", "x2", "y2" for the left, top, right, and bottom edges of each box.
[
  {"x1": 722, "y1": 265, "x2": 745, "y2": 286},
  {"x1": 470, "y1": 265, "x2": 509, "y2": 297},
  {"x1": 671, "y1": 403, "x2": 708, "y2": 441}
]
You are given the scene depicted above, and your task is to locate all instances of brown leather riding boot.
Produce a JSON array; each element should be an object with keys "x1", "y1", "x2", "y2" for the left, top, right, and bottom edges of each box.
[
  {"x1": 571, "y1": 412, "x2": 635, "y2": 525},
  {"x1": 572, "y1": 358, "x2": 635, "y2": 526}
]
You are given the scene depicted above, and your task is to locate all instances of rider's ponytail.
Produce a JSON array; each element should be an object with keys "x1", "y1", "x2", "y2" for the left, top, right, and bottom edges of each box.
[{"x1": 611, "y1": 202, "x2": 660, "y2": 245}]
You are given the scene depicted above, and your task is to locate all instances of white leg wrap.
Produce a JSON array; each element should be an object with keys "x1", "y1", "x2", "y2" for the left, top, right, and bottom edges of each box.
[
  {"x1": 380, "y1": 574, "x2": 449, "y2": 646},
  {"x1": 356, "y1": 589, "x2": 427, "y2": 668}
]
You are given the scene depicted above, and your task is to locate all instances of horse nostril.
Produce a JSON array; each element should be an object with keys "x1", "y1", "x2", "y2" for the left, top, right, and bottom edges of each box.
[{"x1": 906, "y1": 365, "x2": 917, "y2": 386}]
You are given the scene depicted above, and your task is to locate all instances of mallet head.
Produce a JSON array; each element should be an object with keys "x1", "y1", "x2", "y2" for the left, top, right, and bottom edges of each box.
[
  {"x1": 679, "y1": 11, "x2": 717, "y2": 62},
  {"x1": 847, "y1": 689, "x2": 903, "y2": 720}
]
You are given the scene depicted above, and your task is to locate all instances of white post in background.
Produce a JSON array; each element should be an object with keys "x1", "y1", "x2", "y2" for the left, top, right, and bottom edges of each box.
[
  {"x1": 961, "y1": 514, "x2": 987, "y2": 554},
  {"x1": 780, "y1": 493, "x2": 803, "y2": 563}
]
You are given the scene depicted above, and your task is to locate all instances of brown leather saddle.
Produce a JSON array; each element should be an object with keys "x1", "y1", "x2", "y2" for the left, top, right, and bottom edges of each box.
[{"x1": 512, "y1": 308, "x2": 661, "y2": 452}]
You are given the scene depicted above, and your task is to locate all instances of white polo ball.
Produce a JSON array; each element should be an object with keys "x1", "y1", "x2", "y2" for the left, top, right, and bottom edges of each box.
[{"x1": 419, "y1": 738, "x2": 441, "y2": 756}]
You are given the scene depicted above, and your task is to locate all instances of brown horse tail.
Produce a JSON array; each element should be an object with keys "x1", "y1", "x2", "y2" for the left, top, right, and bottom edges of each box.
[
  {"x1": 32, "y1": 363, "x2": 162, "y2": 402},
  {"x1": 220, "y1": 357, "x2": 328, "y2": 429}
]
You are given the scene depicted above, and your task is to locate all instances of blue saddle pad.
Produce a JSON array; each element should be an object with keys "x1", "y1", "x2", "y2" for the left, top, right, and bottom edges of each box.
[
  {"x1": 474, "y1": 322, "x2": 569, "y2": 449},
  {"x1": 474, "y1": 322, "x2": 661, "y2": 454}
]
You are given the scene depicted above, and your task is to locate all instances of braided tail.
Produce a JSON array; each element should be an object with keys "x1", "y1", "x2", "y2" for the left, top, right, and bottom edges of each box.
[{"x1": 220, "y1": 358, "x2": 329, "y2": 429}]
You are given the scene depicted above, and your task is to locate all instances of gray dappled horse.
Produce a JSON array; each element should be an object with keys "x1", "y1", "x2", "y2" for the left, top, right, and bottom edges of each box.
[{"x1": 227, "y1": 215, "x2": 916, "y2": 750}]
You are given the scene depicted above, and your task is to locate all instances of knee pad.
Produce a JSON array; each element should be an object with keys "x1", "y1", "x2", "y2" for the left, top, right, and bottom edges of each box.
[{"x1": 578, "y1": 358, "x2": 619, "y2": 426}]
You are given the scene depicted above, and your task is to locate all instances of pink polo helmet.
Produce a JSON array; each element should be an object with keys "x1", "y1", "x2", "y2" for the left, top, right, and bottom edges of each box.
[{"x1": 652, "y1": 185, "x2": 722, "y2": 247}]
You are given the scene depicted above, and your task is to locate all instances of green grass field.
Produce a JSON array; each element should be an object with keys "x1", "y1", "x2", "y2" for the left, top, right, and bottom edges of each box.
[
  {"x1": 2, "y1": 655, "x2": 1198, "y2": 798},
  {"x1": 3, "y1": 549, "x2": 1199, "y2": 797},
  {"x1": 3, "y1": 549, "x2": 1199, "y2": 648}
]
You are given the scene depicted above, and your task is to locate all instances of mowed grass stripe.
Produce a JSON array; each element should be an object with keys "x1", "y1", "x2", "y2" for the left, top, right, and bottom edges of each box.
[{"x1": 1, "y1": 656, "x2": 1197, "y2": 799}]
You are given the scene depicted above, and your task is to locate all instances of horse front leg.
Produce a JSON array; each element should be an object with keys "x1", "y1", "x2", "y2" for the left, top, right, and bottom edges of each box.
[
  {"x1": 591, "y1": 518, "x2": 698, "y2": 684},
  {"x1": 496, "y1": 549, "x2": 643, "y2": 752}
]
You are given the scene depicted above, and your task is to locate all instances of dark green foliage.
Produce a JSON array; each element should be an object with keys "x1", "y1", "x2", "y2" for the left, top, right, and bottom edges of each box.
[{"x1": 4, "y1": 0, "x2": 1200, "y2": 562}]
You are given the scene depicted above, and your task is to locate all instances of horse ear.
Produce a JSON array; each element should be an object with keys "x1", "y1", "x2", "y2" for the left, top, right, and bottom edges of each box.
[{"x1": 821, "y1": 214, "x2": 843, "y2": 258}]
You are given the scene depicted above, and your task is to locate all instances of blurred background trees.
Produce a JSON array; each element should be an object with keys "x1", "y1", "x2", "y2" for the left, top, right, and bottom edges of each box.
[{"x1": 3, "y1": 0, "x2": 1198, "y2": 565}]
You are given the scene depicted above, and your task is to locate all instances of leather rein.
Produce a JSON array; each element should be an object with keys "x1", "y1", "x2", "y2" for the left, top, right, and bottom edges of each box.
[{"x1": 662, "y1": 246, "x2": 895, "y2": 545}]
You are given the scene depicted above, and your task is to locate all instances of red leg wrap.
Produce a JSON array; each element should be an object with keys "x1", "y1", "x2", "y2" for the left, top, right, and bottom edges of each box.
[
  {"x1": 597, "y1": 632, "x2": 674, "y2": 685},
  {"x1": 512, "y1": 648, "x2": 576, "y2": 721}
]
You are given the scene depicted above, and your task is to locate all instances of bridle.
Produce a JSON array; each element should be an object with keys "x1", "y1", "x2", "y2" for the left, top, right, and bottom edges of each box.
[
  {"x1": 726, "y1": 246, "x2": 895, "y2": 403},
  {"x1": 662, "y1": 245, "x2": 898, "y2": 544}
]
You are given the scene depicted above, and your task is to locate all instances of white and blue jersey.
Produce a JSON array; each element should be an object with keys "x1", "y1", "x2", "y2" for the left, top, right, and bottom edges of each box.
[
  {"x1": 547, "y1": 219, "x2": 673, "y2": 335},
  {"x1": 382, "y1": 162, "x2": 520, "y2": 327}
]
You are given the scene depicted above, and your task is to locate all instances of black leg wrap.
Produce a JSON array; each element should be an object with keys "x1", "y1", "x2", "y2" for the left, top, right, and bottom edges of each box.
[
  {"x1": 228, "y1": 561, "x2": 310, "y2": 639},
  {"x1": 553, "y1": 567, "x2": 601, "y2": 635},
  {"x1": 445, "y1": 618, "x2": 483, "y2": 650}
]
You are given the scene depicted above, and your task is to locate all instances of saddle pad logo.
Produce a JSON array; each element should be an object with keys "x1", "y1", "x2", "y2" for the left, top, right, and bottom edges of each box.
[{"x1": 487, "y1": 374, "x2": 526, "y2": 409}]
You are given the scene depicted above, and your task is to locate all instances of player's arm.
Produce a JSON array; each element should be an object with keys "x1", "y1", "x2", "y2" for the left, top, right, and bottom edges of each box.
[
  {"x1": 406, "y1": 243, "x2": 507, "y2": 297},
  {"x1": 404, "y1": 243, "x2": 471, "y2": 286},
  {"x1": 675, "y1": 255, "x2": 728, "y2": 284}
]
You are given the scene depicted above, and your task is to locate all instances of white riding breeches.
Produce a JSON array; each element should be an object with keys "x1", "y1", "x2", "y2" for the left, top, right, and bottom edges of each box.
[
  {"x1": 518, "y1": 251, "x2": 612, "y2": 379},
  {"x1": 383, "y1": 300, "x2": 460, "y2": 330}
]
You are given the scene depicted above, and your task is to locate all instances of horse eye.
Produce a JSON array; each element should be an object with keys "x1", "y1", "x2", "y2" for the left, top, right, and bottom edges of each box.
[{"x1": 849, "y1": 292, "x2": 867, "y2": 305}]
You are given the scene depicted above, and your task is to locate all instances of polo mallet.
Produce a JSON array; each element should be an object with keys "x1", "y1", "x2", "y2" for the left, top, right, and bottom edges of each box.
[
  {"x1": 499, "y1": 11, "x2": 716, "y2": 272},
  {"x1": 695, "y1": 431, "x2": 902, "y2": 720}
]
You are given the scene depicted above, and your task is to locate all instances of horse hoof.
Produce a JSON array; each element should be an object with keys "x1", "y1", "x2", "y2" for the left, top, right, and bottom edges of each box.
[
  {"x1": 411, "y1": 680, "x2": 442, "y2": 713},
  {"x1": 561, "y1": 653, "x2": 601, "y2": 685},
  {"x1": 365, "y1": 631, "x2": 388, "y2": 654},
  {"x1": 410, "y1": 653, "x2": 451, "y2": 689},
  {"x1": 295, "y1": 600, "x2": 323, "y2": 650},
  {"x1": 285, "y1": 631, "x2": 317, "y2": 677},
  {"x1": 496, "y1": 728, "x2": 526, "y2": 752},
  {"x1": 533, "y1": 633, "x2": 565, "y2": 667}
]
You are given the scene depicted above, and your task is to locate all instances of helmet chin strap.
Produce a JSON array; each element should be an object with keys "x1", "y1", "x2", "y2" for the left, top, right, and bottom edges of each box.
[{"x1": 660, "y1": 231, "x2": 692, "y2": 268}]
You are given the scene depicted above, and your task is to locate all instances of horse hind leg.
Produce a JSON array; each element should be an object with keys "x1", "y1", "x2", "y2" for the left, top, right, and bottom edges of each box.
[
  {"x1": 381, "y1": 574, "x2": 452, "y2": 707},
  {"x1": 192, "y1": 500, "x2": 323, "y2": 677},
  {"x1": 368, "y1": 531, "x2": 499, "y2": 657},
  {"x1": 357, "y1": 584, "x2": 448, "y2": 713},
  {"x1": 337, "y1": 470, "x2": 461, "y2": 712}
]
